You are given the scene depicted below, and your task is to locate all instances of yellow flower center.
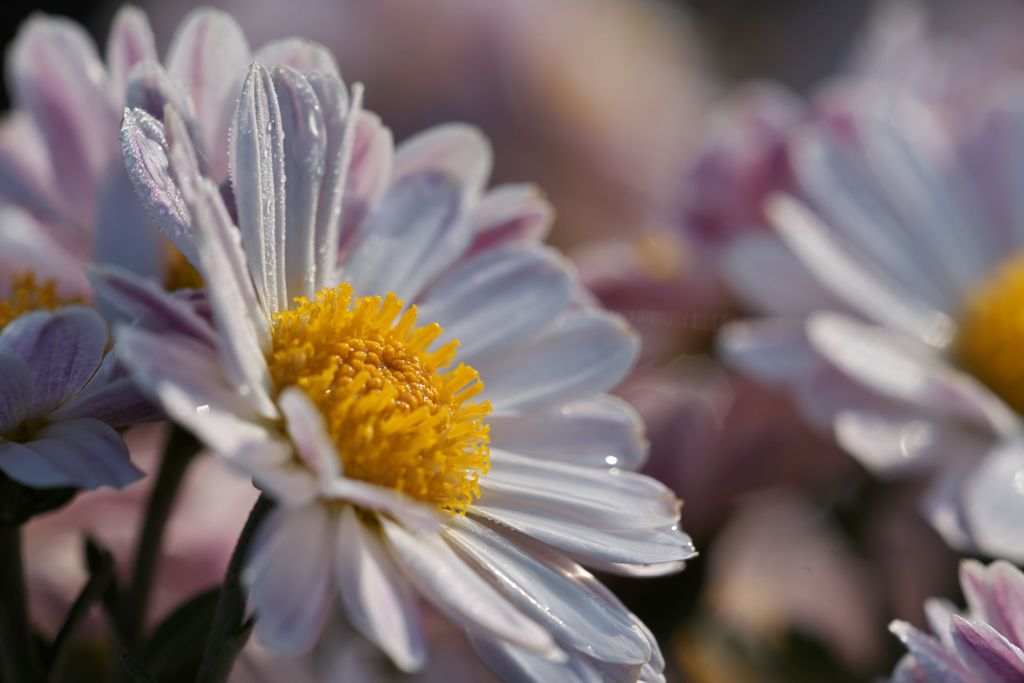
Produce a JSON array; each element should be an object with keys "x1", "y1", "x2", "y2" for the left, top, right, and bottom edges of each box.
[
  {"x1": 269, "y1": 284, "x2": 491, "y2": 514},
  {"x1": 955, "y1": 257, "x2": 1024, "y2": 414},
  {"x1": 0, "y1": 273, "x2": 80, "y2": 330}
]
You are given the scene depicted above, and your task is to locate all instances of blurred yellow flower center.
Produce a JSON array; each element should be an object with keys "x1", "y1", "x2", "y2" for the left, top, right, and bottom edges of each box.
[
  {"x1": 955, "y1": 258, "x2": 1024, "y2": 414},
  {"x1": 269, "y1": 283, "x2": 491, "y2": 514},
  {"x1": 164, "y1": 245, "x2": 203, "y2": 291},
  {"x1": 0, "y1": 273, "x2": 80, "y2": 330}
]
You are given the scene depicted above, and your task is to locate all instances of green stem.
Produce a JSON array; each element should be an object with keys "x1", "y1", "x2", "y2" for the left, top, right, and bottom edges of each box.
[
  {"x1": 196, "y1": 496, "x2": 272, "y2": 683},
  {"x1": 0, "y1": 524, "x2": 41, "y2": 683},
  {"x1": 123, "y1": 426, "x2": 200, "y2": 649}
]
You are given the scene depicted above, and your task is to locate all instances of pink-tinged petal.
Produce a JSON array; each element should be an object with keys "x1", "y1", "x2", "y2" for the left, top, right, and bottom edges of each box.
[
  {"x1": 478, "y1": 311, "x2": 638, "y2": 413},
  {"x1": 338, "y1": 111, "x2": 393, "y2": 254},
  {"x1": 890, "y1": 620, "x2": 973, "y2": 683},
  {"x1": 116, "y1": 327, "x2": 284, "y2": 463},
  {"x1": 0, "y1": 206, "x2": 89, "y2": 296},
  {"x1": 272, "y1": 66, "x2": 326, "y2": 300},
  {"x1": 0, "y1": 114, "x2": 70, "y2": 231},
  {"x1": 393, "y1": 124, "x2": 492, "y2": 202},
  {"x1": 446, "y1": 516, "x2": 651, "y2": 667},
  {"x1": 419, "y1": 245, "x2": 572, "y2": 362},
  {"x1": 950, "y1": 616, "x2": 1024, "y2": 683},
  {"x1": 245, "y1": 504, "x2": 335, "y2": 655},
  {"x1": 124, "y1": 62, "x2": 201, "y2": 143},
  {"x1": 88, "y1": 266, "x2": 215, "y2": 345},
  {"x1": 105, "y1": 6, "x2": 157, "y2": 101},
  {"x1": 489, "y1": 395, "x2": 647, "y2": 471},
  {"x1": 0, "y1": 354, "x2": 32, "y2": 433},
  {"x1": 336, "y1": 507, "x2": 426, "y2": 672},
  {"x1": 0, "y1": 307, "x2": 107, "y2": 414},
  {"x1": 767, "y1": 195, "x2": 955, "y2": 346},
  {"x1": 5, "y1": 418, "x2": 141, "y2": 490},
  {"x1": 253, "y1": 38, "x2": 340, "y2": 75},
  {"x1": 120, "y1": 108, "x2": 197, "y2": 266},
  {"x1": 165, "y1": 7, "x2": 250, "y2": 181},
  {"x1": 892, "y1": 655, "x2": 934, "y2": 683},
  {"x1": 7, "y1": 15, "x2": 117, "y2": 223},
  {"x1": 990, "y1": 562, "x2": 1024, "y2": 648},
  {"x1": 321, "y1": 478, "x2": 439, "y2": 533},
  {"x1": 231, "y1": 64, "x2": 286, "y2": 313},
  {"x1": 308, "y1": 75, "x2": 358, "y2": 291},
  {"x1": 278, "y1": 387, "x2": 339, "y2": 482},
  {"x1": 342, "y1": 171, "x2": 465, "y2": 302},
  {"x1": 379, "y1": 518, "x2": 559, "y2": 658},
  {"x1": 466, "y1": 184, "x2": 554, "y2": 257},
  {"x1": 808, "y1": 313, "x2": 1018, "y2": 435},
  {"x1": 191, "y1": 178, "x2": 277, "y2": 418}
]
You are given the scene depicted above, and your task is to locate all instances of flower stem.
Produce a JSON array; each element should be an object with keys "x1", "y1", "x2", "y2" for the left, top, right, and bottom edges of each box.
[
  {"x1": 196, "y1": 495, "x2": 272, "y2": 683},
  {"x1": 0, "y1": 523, "x2": 41, "y2": 683},
  {"x1": 123, "y1": 426, "x2": 200, "y2": 649}
]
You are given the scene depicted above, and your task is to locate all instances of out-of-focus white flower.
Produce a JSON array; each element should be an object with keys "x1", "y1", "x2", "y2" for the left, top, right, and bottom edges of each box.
[
  {"x1": 109, "y1": 61, "x2": 692, "y2": 681},
  {"x1": 0, "y1": 278, "x2": 152, "y2": 489},
  {"x1": 0, "y1": 5, "x2": 344, "y2": 292},
  {"x1": 890, "y1": 559, "x2": 1024, "y2": 682},
  {"x1": 722, "y1": 75, "x2": 1024, "y2": 561}
]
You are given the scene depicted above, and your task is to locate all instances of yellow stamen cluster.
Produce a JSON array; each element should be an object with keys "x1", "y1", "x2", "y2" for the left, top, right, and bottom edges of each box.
[
  {"x1": 269, "y1": 284, "x2": 491, "y2": 514},
  {"x1": 0, "y1": 273, "x2": 80, "y2": 330},
  {"x1": 955, "y1": 257, "x2": 1024, "y2": 414}
]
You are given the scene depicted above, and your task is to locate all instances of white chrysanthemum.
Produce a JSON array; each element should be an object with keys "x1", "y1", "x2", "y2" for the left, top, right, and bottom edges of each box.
[
  {"x1": 722, "y1": 82, "x2": 1024, "y2": 561},
  {"x1": 110, "y1": 63, "x2": 693, "y2": 681}
]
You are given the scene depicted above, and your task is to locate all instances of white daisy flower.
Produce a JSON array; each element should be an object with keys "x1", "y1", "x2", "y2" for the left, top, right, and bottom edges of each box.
[
  {"x1": 110, "y1": 63, "x2": 693, "y2": 681},
  {"x1": 721, "y1": 80, "x2": 1024, "y2": 560}
]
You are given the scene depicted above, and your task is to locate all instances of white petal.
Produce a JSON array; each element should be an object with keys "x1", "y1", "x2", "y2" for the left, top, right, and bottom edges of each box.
[
  {"x1": 446, "y1": 516, "x2": 651, "y2": 666},
  {"x1": 246, "y1": 504, "x2": 335, "y2": 655},
  {"x1": 166, "y1": 7, "x2": 250, "y2": 180},
  {"x1": 717, "y1": 317, "x2": 818, "y2": 385},
  {"x1": 278, "y1": 387, "x2": 339, "y2": 482},
  {"x1": 767, "y1": 195, "x2": 955, "y2": 346},
  {"x1": 321, "y1": 478, "x2": 440, "y2": 533},
  {"x1": 807, "y1": 313, "x2": 1018, "y2": 436},
  {"x1": 106, "y1": 6, "x2": 158, "y2": 100},
  {"x1": 192, "y1": 178, "x2": 277, "y2": 418},
  {"x1": 273, "y1": 66, "x2": 326, "y2": 300},
  {"x1": 419, "y1": 245, "x2": 573, "y2": 363},
  {"x1": 479, "y1": 311, "x2": 638, "y2": 413},
  {"x1": 469, "y1": 183, "x2": 553, "y2": 250},
  {"x1": 116, "y1": 327, "x2": 286, "y2": 465},
  {"x1": 252, "y1": 38, "x2": 340, "y2": 75},
  {"x1": 380, "y1": 518, "x2": 558, "y2": 657},
  {"x1": 342, "y1": 171, "x2": 465, "y2": 301},
  {"x1": 308, "y1": 75, "x2": 359, "y2": 292},
  {"x1": 338, "y1": 111, "x2": 393, "y2": 253},
  {"x1": 488, "y1": 395, "x2": 648, "y2": 470},
  {"x1": 0, "y1": 352, "x2": 32, "y2": 432},
  {"x1": 232, "y1": 64, "x2": 287, "y2": 313},
  {"x1": 393, "y1": 123, "x2": 492, "y2": 201},
  {"x1": 336, "y1": 507, "x2": 425, "y2": 672}
]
